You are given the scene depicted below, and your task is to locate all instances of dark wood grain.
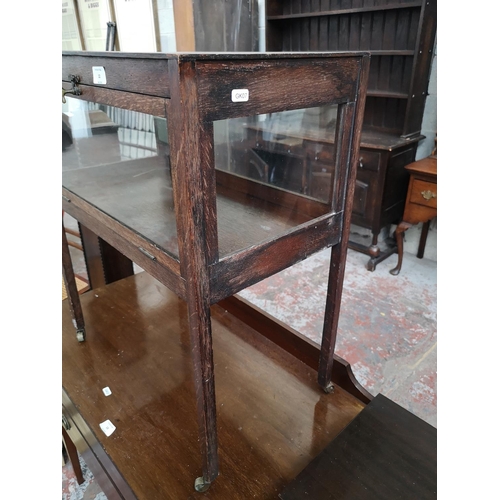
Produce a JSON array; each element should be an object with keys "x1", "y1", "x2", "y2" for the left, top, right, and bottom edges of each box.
[
  {"x1": 211, "y1": 212, "x2": 342, "y2": 304},
  {"x1": 62, "y1": 51, "x2": 371, "y2": 492},
  {"x1": 62, "y1": 53, "x2": 171, "y2": 97},
  {"x1": 78, "y1": 224, "x2": 106, "y2": 290},
  {"x1": 62, "y1": 272, "x2": 366, "y2": 499},
  {"x1": 268, "y1": 1, "x2": 422, "y2": 19},
  {"x1": 167, "y1": 57, "x2": 219, "y2": 485},
  {"x1": 98, "y1": 238, "x2": 135, "y2": 285},
  {"x1": 318, "y1": 193, "x2": 355, "y2": 389},
  {"x1": 417, "y1": 219, "x2": 431, "y2": 258},
  {"x1": 402, "y1": 0, "x2": 436, "y2": 137},
  {"x1": 62, "y1": 85, "x2": 167, "y2": 117},
  {"x1": 62, "y1": 426, "x2": 84, "y2": 485},
  {"x1": 62, "y1": 188, "x2": 186, "y2": 299},
  {"x1": 62, "y1": 224, "x2": 85, "y2": 339},
  {"x1": 319, "y1": 54, "x2": 369, "y2": 389},
  {"x1": 279, "y1": 394, "x2": 436, "y2": 499},
  {"x1": 196, "y1": 56, "x2": 364, "y2": 121}
]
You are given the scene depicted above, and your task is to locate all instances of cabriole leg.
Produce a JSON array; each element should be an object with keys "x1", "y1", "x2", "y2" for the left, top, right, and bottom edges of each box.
[{"x1": 390, "y1": 221, "x2": 411, "y2": 276}]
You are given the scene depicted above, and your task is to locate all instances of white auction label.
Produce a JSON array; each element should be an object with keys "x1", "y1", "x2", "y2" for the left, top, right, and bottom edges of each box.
[
  {"x1": 231, "y1": 89, "x2": 249, "y2": 102},
  {"x1": 92, "y1": 66, "x2": 107, "y2": 85},
  {"x1": 99, "y1": 419, "x2": 116, "y2": 437},
  {"x1": 102, "y1": 387, "x2": 112, "y2": 396}
]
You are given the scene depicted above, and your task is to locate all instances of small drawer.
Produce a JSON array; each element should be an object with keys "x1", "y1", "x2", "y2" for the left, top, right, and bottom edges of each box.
[
  {"x1": 410, "y1": 179, "x2": 437, "y2": 209},
  {"x1": 357, "y1": 150, "x2": 381, "y2": 172}
]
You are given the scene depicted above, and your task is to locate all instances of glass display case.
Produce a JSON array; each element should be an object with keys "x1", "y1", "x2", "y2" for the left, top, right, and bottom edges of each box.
[{"x1": 62, "y1": 51, "x2": 370, "y2": 492}]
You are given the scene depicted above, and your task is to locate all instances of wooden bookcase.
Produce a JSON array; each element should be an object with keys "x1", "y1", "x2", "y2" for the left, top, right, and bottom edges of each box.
[
  {"x1": 265, "y1": 0, "x2": 437, "y2": 270},
  {"x1": 62, "y1": 51, "x2": 370, "y2": 493}
]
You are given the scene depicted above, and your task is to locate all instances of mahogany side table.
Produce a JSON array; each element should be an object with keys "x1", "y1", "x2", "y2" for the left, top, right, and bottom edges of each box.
[{"x1": 390, "y1": 156, "x2": 437, "y2": 276}]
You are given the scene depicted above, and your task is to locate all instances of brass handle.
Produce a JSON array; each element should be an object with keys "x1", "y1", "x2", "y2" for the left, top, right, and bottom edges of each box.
[
  {"x1": 62, "y1": 414, "x2": 71, "y2": 431},
  {"x1": 421, "y1": 190, "x2": 436, "y2": 201},
  {"x1": 62, "y1": 74, "x2": 82, "y2": 103},
  {"x1": 62, "y1": 88, "x2": 76, "y2": 103}
]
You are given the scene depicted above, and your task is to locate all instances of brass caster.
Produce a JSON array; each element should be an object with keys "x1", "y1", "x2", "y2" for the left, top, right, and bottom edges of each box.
[
  {"x1": 322, "y1": 382, "x2": 335, "y2": 394},
  {"x1": 76, "y1": 329, "x2": 86, "y2": 342},
  {"x1": 194, "y1": 477, "x2": 211, "y2": 493}
]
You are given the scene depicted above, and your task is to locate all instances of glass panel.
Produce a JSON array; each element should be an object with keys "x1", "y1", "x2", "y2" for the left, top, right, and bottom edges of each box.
[
  {"x1": 62, "y1": 97, "x2": 178, "y2": 258},
  {"x1": 214, "y1": 105, "x2": 339, "y2": 257}
]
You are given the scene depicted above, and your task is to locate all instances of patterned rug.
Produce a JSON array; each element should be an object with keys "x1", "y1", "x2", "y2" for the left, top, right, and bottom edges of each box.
[
  {"x1": 62, "y1": 453, "x2": 106, "y2": 500},
  {"x1": 61, "y1": 247, "x2": 436, "y2": 499}
]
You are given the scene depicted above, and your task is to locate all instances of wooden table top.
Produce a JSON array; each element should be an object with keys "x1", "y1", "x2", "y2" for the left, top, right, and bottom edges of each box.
[
  {"x1": 405, "y1": 156, "x2": 437, "y2": 177},
  {"x1": 62, "y1": 272, "x2": 365, "y2": 499}
]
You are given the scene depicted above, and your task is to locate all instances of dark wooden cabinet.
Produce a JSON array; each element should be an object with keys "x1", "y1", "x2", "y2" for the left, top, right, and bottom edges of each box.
[
  {"x1": 62, "y1": 51, "x2": 370, "y2": 493},
  {"x1": 265, "y1": 0, "x2": 437, "y2": 270}
]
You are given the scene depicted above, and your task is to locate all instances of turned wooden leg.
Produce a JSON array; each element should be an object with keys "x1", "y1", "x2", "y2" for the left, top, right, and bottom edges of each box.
[
  {"x1": 62, "y1": 426, "x2": 84, "y2": 485},
  {"x1": 318, "y1": 244, "x2": 345, "y2": 393},
  {"x1": 390, "y1": 221, "x2": 412, "y2": 276},
  {"x1": 417, "y1": 220, "x2": 431, "y2": 259},
  {"x1": 368, "y1": 232, "x2": 380, "y2": 257},
  {"x1": 366, "y1": 232, "x2": 381, "y2": 272},
  {"x1": 62, "y1": 224, "x2": 86, "y2": 342}
]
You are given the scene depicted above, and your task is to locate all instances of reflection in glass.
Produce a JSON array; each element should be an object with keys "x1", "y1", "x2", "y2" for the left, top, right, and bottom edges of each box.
[
  {"x1": 62, "y1": 97, "x2": 178, "y2": 258},
  {"x1": 214, "y1": 106, "x2": 339, "y2": 257},
  {"x1": 62, "y1": 98, "x2": 167, "y2": 170}
]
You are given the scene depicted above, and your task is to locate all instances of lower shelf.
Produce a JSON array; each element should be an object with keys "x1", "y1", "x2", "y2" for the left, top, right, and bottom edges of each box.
[{"x1": 62, "y1": 272, "x2": 365, "y2": 499}]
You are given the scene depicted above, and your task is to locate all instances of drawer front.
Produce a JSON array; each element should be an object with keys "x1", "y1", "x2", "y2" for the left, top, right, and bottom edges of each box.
[
  {"x1": 352, "y1": 179, "x2": 370, "y2": 218},
  {"x1": 410, "y1": 179, "x2": 437, "y2": 209},
  {"x1": 352, "y1": 166, "x2": 378, "y2": 224},
  {"x1": 357, "y1": 150, "x2": 381, "y2": 173}
]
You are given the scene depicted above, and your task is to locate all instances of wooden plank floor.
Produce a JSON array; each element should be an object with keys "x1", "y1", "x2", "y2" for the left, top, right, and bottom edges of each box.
[{"x1": 62, "y1": 272, "x2": 365, "y2": 499}]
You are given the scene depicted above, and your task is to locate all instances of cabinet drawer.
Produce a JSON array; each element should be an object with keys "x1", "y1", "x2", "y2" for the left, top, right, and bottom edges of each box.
[
  {"x1": 357, "y1": 150, "x2": 381, "y2": 172},
  {"x1": 409, "y1": 179, "x2": 437, "y2": 209}
]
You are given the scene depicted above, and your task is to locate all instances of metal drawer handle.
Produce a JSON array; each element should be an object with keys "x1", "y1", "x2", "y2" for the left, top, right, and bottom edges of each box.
[
  {"x1": 62, "y1": 414, "x2": 71, "y2": 431},
  {"x1": 62, "y1": 75, "x2": 82, "y2": 103},
  {"x1": 358, "y1": 157, "x2": 363, "y2": 169},
  {"x1": 421, "y1": 190, "x2": 436, "y2": 201}
]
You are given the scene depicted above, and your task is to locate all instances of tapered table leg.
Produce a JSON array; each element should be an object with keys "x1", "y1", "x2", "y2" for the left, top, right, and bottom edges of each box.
[
  {"x1": 62, "y1": 426, "x2": 84, "y2": 485},
  {"x1": 417, "y1": 220, "x2": 431, "y2": 259},
  {"x1": 318, "y1": 244, "x2": 345, "y2": 393},
  {"x1": 186, "y1": 298, "x2": 219, "y2": 492},
  {"x1": 62, "y1": 224, "x2": 86, "y2": 342}
]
